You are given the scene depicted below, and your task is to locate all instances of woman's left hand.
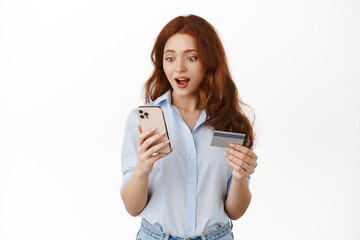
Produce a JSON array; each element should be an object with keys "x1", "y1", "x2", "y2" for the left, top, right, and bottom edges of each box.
[{"x1": 224, "y1": 144, "x2": 258, "y2": 181}]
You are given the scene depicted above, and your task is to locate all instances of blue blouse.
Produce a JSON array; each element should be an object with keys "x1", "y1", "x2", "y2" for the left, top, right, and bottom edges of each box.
[{"x1": 120, "y1": 90, "x2": 250, "y2": 237}]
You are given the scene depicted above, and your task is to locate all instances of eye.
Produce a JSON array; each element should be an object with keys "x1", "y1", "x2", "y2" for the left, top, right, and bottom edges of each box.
[
  {"x1": 187, "y1": 56, "x2": 198, "y2": 61},
  {"x1": 165, "y1": 57, "x2": 175, "y2": 62}
]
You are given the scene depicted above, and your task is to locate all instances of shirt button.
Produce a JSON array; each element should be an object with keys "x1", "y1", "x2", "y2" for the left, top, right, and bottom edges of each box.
[
  {"x1": 189, "y1": 202, "x2": 194, "y2": 207},
  {"x1": 190, "y1": 155, "x2": 195, "y2": 160},
  {"x1": 188, "y1": 224, "x2": 193, "y2": 229},
  {"x1": 190, "y1": 178, "x2": 195, "y2": 183}
]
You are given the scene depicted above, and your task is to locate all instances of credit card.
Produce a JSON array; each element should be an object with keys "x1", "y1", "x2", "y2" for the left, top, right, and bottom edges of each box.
[{"x1": 210, "y1": 130, "x2": 246, "y2": 148}]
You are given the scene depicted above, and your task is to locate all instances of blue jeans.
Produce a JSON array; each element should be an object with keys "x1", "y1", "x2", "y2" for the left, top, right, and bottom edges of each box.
[{"x1": 136, "y1": 218, "x2": 234, "y2": 240}]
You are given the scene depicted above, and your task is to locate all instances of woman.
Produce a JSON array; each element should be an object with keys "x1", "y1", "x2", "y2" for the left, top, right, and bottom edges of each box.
[{"x1": 121, "y1": 14, "x2": 258, "y2": 240}]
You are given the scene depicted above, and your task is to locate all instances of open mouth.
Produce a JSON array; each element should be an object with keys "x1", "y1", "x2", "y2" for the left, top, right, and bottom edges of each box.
[{"x1": 175, "y1": 77, "x2": 190, "y2": 86}]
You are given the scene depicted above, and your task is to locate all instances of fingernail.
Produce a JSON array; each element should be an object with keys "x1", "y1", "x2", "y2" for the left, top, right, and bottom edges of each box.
[
  {"x1": 159, "y1": 132, "x2": 166, "y2": 136},
  {"x1": 164, "y1": 140, "x2": 170, "y2": 144},
  {"x1": 224, "y1": 148, "x2": 230, "y2": 152},
  {"x1": 224, "y1": 152, "x2": 229, "y2": 157},
  {"x1": 150, "y1": 128, "x2": 156, "y2": 131},
  {"x1": 230, "y1": 144, "x2": 235, "y2": 147}
]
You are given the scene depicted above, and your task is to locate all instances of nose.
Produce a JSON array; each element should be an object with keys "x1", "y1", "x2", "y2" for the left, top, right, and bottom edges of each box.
[{"x1": 175, "y1": 59, "x2": 186, "y2": 73}]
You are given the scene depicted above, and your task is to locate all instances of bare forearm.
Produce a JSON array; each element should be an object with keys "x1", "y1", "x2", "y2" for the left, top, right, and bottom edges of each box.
[
  {"x1": 121, "y1": 165, "x2": 149, "y2": 217},
  {"x1": 225, "y1": 178, "x2": 251, "y2": 220}
]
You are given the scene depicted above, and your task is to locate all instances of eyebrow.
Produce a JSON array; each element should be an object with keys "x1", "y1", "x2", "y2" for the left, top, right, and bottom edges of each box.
[{"x1": 164, "y1": 49, "x2": 197, "y2": 54}]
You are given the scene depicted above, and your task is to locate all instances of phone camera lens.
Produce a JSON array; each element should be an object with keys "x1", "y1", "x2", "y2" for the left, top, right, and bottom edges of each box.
[
  {"x1": 139, "y1": 110, "x2": 143, "y2": 114},
  {"x1": 144, "y1": 112, "x2": 149, "y2": 116},
  {"x1": 140, "y1": 115, "x2": 144, "y2": 119}
]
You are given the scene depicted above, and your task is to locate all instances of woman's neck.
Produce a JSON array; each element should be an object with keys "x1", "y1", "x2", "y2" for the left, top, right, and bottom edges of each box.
[{"x1": 171, "y1": 91, "x2": 202, "y2": 112}]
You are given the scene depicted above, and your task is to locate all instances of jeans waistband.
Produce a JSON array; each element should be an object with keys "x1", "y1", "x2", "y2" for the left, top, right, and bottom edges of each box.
[{"x1": 140, "y1": 218, "x2": 232, "y2": 240}]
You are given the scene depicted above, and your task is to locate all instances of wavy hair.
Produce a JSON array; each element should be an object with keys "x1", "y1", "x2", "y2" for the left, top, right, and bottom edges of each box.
[{"x1": 143, "y1": 15, "x2": 256, "y2": 148}]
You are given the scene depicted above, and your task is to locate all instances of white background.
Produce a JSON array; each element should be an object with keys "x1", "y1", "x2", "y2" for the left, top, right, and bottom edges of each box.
[{"x1": 1, "y1": 0, "x2": 359, "y2": 239}]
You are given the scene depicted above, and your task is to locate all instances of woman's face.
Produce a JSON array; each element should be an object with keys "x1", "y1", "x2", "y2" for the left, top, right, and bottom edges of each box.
[{"x1": 163, "y1": 33, "x2": 206, "y2": 98}]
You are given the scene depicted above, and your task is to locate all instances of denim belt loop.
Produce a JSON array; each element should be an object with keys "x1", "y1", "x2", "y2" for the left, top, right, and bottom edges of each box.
[
  {"x1": 201, "y1": 235, "x2": 206, "y2": 240},
  {"x1": 165, "y1": 233, "x2": 170, "y2": 240},
  {"x1": 230, "y1": 219, "x2": 233, "y2": 229}
]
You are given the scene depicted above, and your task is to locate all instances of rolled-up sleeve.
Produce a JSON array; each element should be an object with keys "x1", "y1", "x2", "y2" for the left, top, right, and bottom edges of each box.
[{"x1": 120, "y1": 109, "x2": 139, "y2": 194}]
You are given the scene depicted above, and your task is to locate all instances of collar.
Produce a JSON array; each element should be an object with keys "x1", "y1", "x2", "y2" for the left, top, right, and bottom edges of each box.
[
  {"x1": 153, "y1": 90, "x2": 172, "y2": 108},
  {"x1": 153, "y1": 90, "x2": 208, "y2": 132}
]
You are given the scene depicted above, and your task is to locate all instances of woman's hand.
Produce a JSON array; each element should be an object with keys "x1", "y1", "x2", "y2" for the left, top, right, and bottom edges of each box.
[
  {"x1": 224, "y1": 144, "x2": 258, "y2": 181},
  {"x1": 135, "y1": 125, "x2": 172, "y2": 177}
]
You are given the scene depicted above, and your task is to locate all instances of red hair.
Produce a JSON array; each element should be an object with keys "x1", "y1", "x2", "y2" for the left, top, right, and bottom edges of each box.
[{"x1": 143, "y1": 15, "x2": 256, "y2": 148}]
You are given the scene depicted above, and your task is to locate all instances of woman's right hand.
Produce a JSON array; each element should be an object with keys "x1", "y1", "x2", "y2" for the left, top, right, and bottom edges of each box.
[{"x1": 135, "y1": 125, "x2": 172, "y2": 177}]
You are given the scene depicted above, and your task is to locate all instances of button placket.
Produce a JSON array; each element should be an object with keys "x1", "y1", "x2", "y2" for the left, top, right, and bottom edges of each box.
[
  {"x1": 185, "y1": 129, "x2": 197, "y2": 236},
  {"x1": 186, "y1": 151, "x2": 197, "y2": 236}
]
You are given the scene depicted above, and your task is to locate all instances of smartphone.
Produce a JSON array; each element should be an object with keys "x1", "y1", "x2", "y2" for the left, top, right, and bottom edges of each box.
[{"x1": 137, "y1": 106, "x2": 171, "y2": 154}]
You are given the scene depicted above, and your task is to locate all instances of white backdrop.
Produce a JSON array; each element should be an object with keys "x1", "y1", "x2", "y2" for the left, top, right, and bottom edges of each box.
[{"x1": 1, "y1": 0, "x2": 359, "y2": 239}]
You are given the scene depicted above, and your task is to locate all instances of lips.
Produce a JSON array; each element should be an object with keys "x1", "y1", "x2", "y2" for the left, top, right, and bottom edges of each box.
[{"x1": 175, "y1": 77, "x2": 190, "y2": 88}]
